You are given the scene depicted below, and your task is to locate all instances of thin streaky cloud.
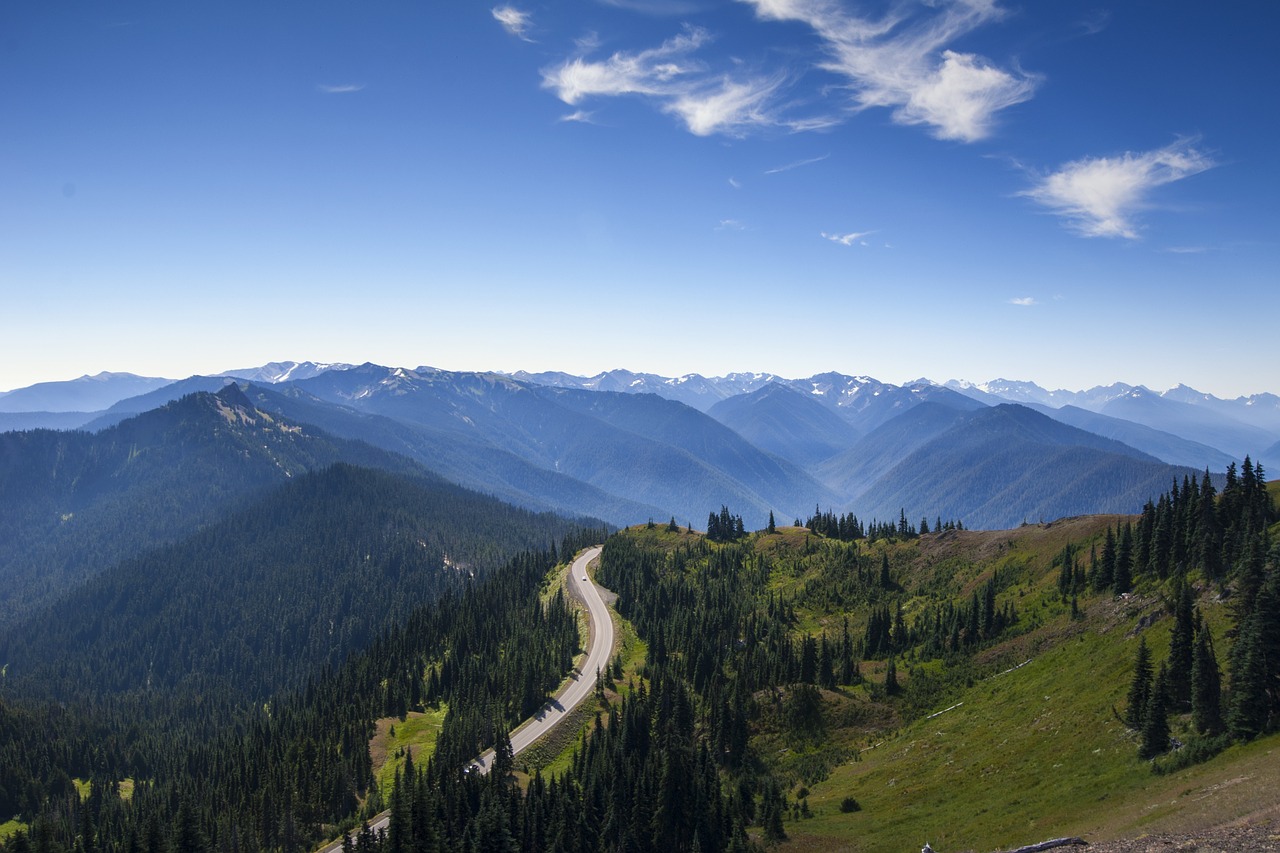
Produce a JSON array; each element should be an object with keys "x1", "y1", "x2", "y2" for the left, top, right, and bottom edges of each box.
[
  {"x1": 821, "y1": 229, "x2": 875, "y2": 246},
  {"x1": 716, "y1": 219, "x2": 747, "y2": 230},
  {"x1": 728, "y1": 176, "x2": 742, "y2": 189},
  {"x1": 559, "y1": 109, "x2": 595, "y2": 124},
  {"x1": 764, "y1": 153, "x2": 829, "y2": 174},
  {"x1": 1020, "y1": 139, "x2": 1215, "y2": 239},
  {"x1": 317, "y1": 84, "x2": 365, "y2": 94},
  {"x1": 492, "y1": 6, "x2": 535, "y2": 41},
  {"x1": 1009, "y1": 296, "x2": 1037, "y2": 306}
]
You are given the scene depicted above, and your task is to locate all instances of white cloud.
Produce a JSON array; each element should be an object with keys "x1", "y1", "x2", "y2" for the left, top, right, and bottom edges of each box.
[
  {"x1": 821, "y1": 229, "x2": 875, "y2": 246},
  {"x1": 542, "y1": 28, "x2": 782, "y2": 136},
  {"x1": 739, "y1": 0, "x2": 1038, "y2": 142},
  {"x1": 492, "y1": 6, "x2": 534, "y2": 40},
  {"x1": 717, "y1": 219, "x2": 747, "y2": 230},
  {"x1": 543, "y1": 28, "x2": 708, "y2": 105},
  {"x1": 728, "y1": 176, "x2": 742, "y2": 188},
  {"x1": 559, "y1": 109, "x2": 595, "y2": 124},
  {"x1": 1020, "y1": 140, "x2": 1215, "y2": 238},
  {"x1": 764, "y1": 153, "x2": 829, "y2": 174},
  {"x1": 1009, "y1": 296, "x2": 1036, "y2": 306},
  {"x1": 664, "y1": 75, "x2": 781, "y2": 136},
  {"x1": 317, "y1": 84, "x2": 364, "y2": 94}
]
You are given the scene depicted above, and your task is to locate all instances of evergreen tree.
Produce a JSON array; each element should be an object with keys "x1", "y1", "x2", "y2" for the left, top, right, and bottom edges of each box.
[
  {"x1": 1114, "y1": 523, "x2": 1133, "y2": 594},
  {"x1": 1191, "y1": 625, "x2": 1223, "y2": 736},
  {"x1": 1167, "y1": 582, "x2": 1195, "y2": 708},
  {"x1": 1125, "y1": 637, "x2": 1153, "y2": 730},
  {"x1": 1139, "y1": 664, "x2": 1171, "y2": 759},
  {"x1": 1227, "y1": 613, "x2": 1269, "y2": 741}
]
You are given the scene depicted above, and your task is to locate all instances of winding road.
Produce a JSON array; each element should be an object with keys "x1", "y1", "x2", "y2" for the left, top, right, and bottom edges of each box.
[
  {"x1": 317, "y1": 545, "x2": 610, "y2": 851},
  {"x1": 470, "y1": 545, "x2": 611, "y2": 774}
]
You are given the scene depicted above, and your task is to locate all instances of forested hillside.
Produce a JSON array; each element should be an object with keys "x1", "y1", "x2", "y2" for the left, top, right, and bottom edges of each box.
[
  {"x1": 0, "y1": 463, "x2": 592, "y2": 705},
  {"x1": 0, "y1": 385, "x2": 430, "y2": 624}
]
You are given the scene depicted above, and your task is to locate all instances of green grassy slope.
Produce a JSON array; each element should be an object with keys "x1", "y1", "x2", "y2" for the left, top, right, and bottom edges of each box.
[{"x1": 750, "y1": 514, "x2": 1278, "y2": 852}]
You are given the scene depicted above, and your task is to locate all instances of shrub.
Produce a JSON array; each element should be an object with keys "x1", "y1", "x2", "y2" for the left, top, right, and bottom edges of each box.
[{"x1": 839, "y1": 796, "x2": 861, "y2": 813}]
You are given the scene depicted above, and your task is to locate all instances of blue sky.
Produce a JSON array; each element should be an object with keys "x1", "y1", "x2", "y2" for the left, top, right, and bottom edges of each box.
[{"x1": 2, "y1": 0, "x2": 1277, "y2": 398}]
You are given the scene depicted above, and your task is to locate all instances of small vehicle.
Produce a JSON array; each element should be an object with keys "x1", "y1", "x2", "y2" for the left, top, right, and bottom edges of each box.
[{"x1": 582, "y1": 576, "x2": 587, "y2": 582}]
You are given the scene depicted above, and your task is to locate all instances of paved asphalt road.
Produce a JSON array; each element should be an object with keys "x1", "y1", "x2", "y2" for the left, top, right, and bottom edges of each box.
[{"x1": 317, "y1": 546, "x2": 610, "y2": 852}]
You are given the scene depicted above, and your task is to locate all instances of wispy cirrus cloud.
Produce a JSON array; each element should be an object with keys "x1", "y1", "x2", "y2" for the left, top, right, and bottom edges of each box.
[
  {"x1": 493, "y1": 6, "x2": 535, "y2": 41},
  {"x1": 764, "y1": 153, "x2": 829, "y2": 174},
  {"x1": 317, "y1": 83, "x2": 364, "y2": 94},
  {"x1": 739, "y1": 0, "x2": 1039, "y2": 142},
  {"x1": 1020, "y1": 140, "x2": 1215, "y2": 238},
  {"x1": 821, "y1": 229, "x2": 875, "y2": 246},
  {"x1": 1009, "y1": 296, "x2": 1036, "y2": 306},
  {"x1": 535, "y1": 0, "x2": 1034, "y2": 141},
  {"x1": 541, "y1": 27, "x2": 783, "y2": 136}
]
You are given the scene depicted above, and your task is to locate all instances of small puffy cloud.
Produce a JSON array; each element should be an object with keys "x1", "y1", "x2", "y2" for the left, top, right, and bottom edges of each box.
[
  {"x1": 317, "y1": 84, "x2": 364, "y2": 94},
  {"x1": 493, "y1": 6, "x2": 534, "y2": 40},
  {"x1": 822, "y1": 230, "x2": 875, "y2": 246},
  {"x1": 1009, "y1": 296, "x2": 1037, "y2": 306},
  {"x1": 1021, "y1": 140, "x2": 1214, "y2": 238}
]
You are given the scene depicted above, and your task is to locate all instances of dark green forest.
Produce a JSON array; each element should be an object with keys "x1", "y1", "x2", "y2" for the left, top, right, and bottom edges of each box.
[
  {"x1": 0, "y1": 386, "x2": 438, "y2": 627},
  {"x1": 0, "y1": 451, "x2": 1276, "y2": 853}
]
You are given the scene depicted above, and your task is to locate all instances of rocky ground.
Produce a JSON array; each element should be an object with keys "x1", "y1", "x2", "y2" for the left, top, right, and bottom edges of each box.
[{"x1": 989, "y1": 820, "x2": 1280, "y2": 852}]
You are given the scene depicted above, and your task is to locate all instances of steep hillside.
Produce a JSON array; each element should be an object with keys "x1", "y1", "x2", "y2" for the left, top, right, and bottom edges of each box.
[
  {"x1": 0, "y1": 463, "x2": 587, "y2": 704},
  {"x1": 813, "y1": 401, "x2": 970, "y2": 496},
  {"x1": 0, "y1": 384, "x2": 428, "y2": 624},
  {"x1": 853, "y1": 404, "x2": 1199, "y2": 529},
  {"x1": 708, "y1": 383, "x2": 862, "y2": 468}
]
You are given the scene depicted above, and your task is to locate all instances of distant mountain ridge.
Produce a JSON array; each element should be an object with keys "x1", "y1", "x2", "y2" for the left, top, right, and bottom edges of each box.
[{"x1": 2, "y1": 361, "x2": 1274, "y2": 535}]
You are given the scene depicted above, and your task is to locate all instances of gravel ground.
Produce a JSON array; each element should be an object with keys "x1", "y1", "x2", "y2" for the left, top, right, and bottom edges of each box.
[{"x1": 987, "y1": 821, "x2": 1280, "y2": 853}]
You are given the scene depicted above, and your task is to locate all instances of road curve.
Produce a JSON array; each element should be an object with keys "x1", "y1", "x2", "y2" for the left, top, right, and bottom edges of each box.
[
  {"x1": 470, "y1": 545, "x2": 611, "y2": 773},
  {"x1": 316, "y1": 546, "x2": 610, "y2": 852}
]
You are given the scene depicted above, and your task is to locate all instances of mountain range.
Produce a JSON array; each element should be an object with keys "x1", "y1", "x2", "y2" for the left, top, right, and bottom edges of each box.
[{"x1": 1, "y1": 362, "x2": 1274, "y2": 541}]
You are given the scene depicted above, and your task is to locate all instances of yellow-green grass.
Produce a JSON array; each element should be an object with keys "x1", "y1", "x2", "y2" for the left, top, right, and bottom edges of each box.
[
  {"x1": 779, "y1": 587, "x2": 1256, "y2": 853},
  {"x1": 0, "y1": 820, "x2": 26, "y2": 842},
  {"x1": 369, "y1": 706, "x2": 448, "y2": 799}
]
